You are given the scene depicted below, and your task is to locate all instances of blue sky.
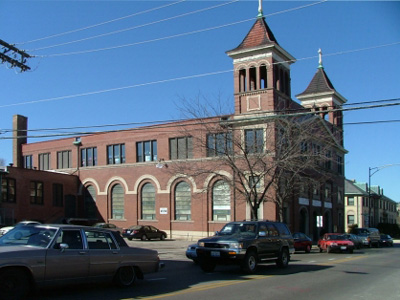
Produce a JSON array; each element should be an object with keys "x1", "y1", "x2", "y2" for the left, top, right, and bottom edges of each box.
[{"x1": 1, "y1": 0, "x2": 399, "y2": 201}]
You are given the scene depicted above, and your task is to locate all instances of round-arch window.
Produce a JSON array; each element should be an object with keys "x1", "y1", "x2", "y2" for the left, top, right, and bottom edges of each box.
[
  {"x1": 142, "y1": 183, "x2": 155, "y2": 220},
  {"x1": 175, "y1": 182, "x2": 191, "y2": 221},
  {"x1": 212, "y1": 180, "x2": 231, "y2": 221},
  {"x1": 111, "y1": 184, "x2": 124, "y2": 220}
]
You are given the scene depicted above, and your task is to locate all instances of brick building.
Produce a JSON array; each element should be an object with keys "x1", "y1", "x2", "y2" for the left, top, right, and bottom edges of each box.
[{"x1": 2, "y1": 7, "x2": 347, "y2": 240}]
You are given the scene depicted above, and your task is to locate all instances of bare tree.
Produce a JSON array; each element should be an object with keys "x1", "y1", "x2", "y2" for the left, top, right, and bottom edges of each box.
[
  {"x1": 170, "y1": 95, "x2": 340, "y2": 221},
  {"x1": 0, "y1": 158, "x2": 6, "y2": 167}
]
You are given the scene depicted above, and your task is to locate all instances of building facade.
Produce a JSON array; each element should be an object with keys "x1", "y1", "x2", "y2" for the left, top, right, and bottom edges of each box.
[
  {"x1": 2, "y1": 7, "x2": 347, "y2": 240},
  {"x1": 344, "y1": 179, "x2": 398, "y2": 230}
]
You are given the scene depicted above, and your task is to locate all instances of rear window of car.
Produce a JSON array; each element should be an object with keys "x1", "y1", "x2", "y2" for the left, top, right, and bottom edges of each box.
[{"x1": 274, "y1": 223, "x2": 291, "y2": 237}]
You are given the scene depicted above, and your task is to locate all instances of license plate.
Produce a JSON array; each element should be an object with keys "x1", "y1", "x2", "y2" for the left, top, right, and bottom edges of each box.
[
  {"x1": 211, "y1": 251, "x2": 220, "y2": 257},
  {"x1": 340, "y1": 246, "x2": 347, "y2": 250}
]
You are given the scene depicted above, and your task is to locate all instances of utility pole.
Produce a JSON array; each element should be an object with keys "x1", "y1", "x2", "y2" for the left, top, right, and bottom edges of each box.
[{"x1": 0, "y1": 39, "x2": 32, "y2": 72}]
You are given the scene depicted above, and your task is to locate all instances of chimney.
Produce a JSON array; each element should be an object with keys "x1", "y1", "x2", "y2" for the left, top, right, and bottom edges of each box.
[{"x1": 12, "y1": 115, "x2": 28, "y2": 167}]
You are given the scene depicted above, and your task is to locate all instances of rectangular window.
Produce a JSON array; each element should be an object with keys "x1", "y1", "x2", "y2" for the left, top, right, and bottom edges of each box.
[
  {"x1": 107, "y1": 144, "x2": 125, "y2": 164},
  {"x1": 347, "y1": 215, "x2": 355, "y2": 225},
  {"x1": 23, "y1": 155, "x2": 33, "y2": 169},
  {"x1": 206, "y1": 132, "x2": 233, "y2": 157},
  {"x1": 30, "y1": 181, "x2": 44, "y2": 205},
  {"x1": 325, "y1": 151, "x2": 332, "y2": 170},
  {"x1": 53, "y1": 183, "x2": 63, "y2": 207},
  {"x1": 39, "y1": 153, "x2": 51, "y2": 170},
  {"x1": 245, "y1": 129, "x2": 264, "y2": 154},
  {"x1": 81, "y1": 147, "x2": 97, "y2": 167},
  {"x1": 57, "y1": 150, "x2": 72, "y2": 169},
  {"x1": 249, "y1": 175, "x2": 261, "y2": 190},
  {"x1": 169, "y1": 136, "x2": 193, "y2": 160},
  {"x1": 348, "y1": 197, "x2": 354, "y2": 206},
  {"x1": 136, "y1": 140, "x2": 157, "y2": 162},
  {"x1": 1, "y1": 178, "x2": 16, "y2": 203},
  {"x1": 337, "y1": 155, "x2": 343, "y2": 175}
]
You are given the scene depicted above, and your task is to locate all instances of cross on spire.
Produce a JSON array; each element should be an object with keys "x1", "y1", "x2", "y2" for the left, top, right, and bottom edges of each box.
[{"x1": 258, "y1": 0, "x2": 263, "y2": 18}]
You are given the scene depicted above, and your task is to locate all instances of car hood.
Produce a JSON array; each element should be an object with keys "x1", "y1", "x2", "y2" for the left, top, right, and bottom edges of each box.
[{"x1": 198, "y1": 235, "x2": 252, "y2": 243}]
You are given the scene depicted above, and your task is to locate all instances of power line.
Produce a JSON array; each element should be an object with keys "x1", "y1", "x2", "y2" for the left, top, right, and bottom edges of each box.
[
  {"x1": 27, "y1": 0, "x2": 239, "y2": 52},
  {"x1": 17, "y1": 0, "x2": 187, "y2": 45},
  {"x1": 32, "y1": 0, "x2": 327, "y2": 57},
  {"x1": 1, "y1": 99, "x2": 399, "y2": 140},
  {"x1": 2, "y1": 38, "x2": 399, "y2": 109}
]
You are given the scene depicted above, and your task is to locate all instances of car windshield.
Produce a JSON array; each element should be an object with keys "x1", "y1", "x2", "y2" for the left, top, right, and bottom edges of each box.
[
  {"x1": 218, "y1": 223, "x2": 257, "y2": 238},
  {"x1": 327, "y1": 235, "x2": 346, "y2": 240},
  {"x1": 0, "y1": 226, "x2": 57, "y2": 248}
]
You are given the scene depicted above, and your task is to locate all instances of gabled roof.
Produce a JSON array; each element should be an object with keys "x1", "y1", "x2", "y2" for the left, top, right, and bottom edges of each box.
[
  {"x1": 228, "y1": 17, "x2": 278, "y2": 52},
  {"x1": 345, "y1": 179, "x2": 368, "y2": 196},
  {"x1": 296, "y1": 67, "x2": 335, "y2": 97}
]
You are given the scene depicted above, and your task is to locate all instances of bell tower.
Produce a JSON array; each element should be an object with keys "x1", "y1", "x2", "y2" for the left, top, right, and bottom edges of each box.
[
  {"x1": 296, "y1": 49, "x2": 347, "y2": 145},
  {"x1": 226, "y1": 0, "x2": 296, "y2": 118}
]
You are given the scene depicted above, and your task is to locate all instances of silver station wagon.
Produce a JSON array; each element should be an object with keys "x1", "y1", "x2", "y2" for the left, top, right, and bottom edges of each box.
[{"x1": 0, "y1": 224, "x2": 163, "y2": 299}]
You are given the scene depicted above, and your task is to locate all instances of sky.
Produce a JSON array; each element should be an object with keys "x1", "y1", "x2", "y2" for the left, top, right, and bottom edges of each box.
[{"x1": 1, "y1": 0, "x2": 399, "y2": 201}]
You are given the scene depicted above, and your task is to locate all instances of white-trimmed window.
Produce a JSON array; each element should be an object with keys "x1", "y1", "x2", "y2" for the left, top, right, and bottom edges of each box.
[
  {"x1": 141, "y1": 183, "x2": 156, "y2": 220},
  {"x1": 111, "y1": 184, "x2": 124, "y2": 219},
  {"x1": 175, "y1": 182, "x2": 191, "y2": 220},
  {"x1": 212, "y1": 180, "x2": 231, "y2": 221}
]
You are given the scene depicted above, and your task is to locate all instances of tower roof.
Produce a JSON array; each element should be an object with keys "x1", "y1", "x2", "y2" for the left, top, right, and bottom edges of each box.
[
  {"x1": 228, "y1": 17, "x2": 279, "y2": 53},
  {"x1": 296, "y1": 67, "x2": 335, "y2": 97}
]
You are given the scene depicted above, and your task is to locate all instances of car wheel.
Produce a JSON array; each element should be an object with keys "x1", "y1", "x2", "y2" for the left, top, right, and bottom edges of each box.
[
  {"x1": 128, "y1": 237, "x2": 133, "y2": 241},
  {"x1": 0, "y1": 268, "x2": 31, "y2": 300},
  {"x1": 327, "y1": 246, "x2": 332, "y2": 253},
  {"x1": 349, "y1": 248, "x2": 354, "y2": 254},
  {"x1": 160, "y1": 234, "x2": 166, "y2": 241},
  {"x1": 141, "y1": 234, "x2": 147, "y2": 241},
  {"x1": 114, "y1": 266, "x2": 136, "y2": 287},
  {"x1": 276, "y1": 248, "x2": 289, "y2": 268},
  {"x1": 241, "y1": 250, "x2": 258, "y2": 274},
  {"x1": 319, "y1": 247, "x2": 323, "y2": 253},
  {"x1": 200, "y1": 260, "x2": 216, "y2": 273},
  {"x1": 305, "y1": 245, "x2": 311, "y2": 253}
]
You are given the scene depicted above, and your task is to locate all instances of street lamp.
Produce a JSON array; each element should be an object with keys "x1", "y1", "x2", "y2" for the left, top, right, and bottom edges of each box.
[{"x1": 368, "y1": 163, "x2": 400, "y2": 227}]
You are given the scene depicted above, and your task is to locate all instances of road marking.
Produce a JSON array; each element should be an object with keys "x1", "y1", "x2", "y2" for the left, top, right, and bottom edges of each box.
[{"x1": 129, "y1": 274, "x2": 272, "y2": 299}]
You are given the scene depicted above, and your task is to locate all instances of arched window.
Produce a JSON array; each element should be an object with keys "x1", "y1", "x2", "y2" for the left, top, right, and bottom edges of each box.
[
  {"x1": 111, "y1": 184, "x2": 124, "y2": 219},
  {"x1": 259, "y1": 64, "x2": 267, "y2": 89},
  {"x1": 239, "y1": 68, "x2": 247, "y2": 92},
  {"x1": 175, "y1": 182, "x2": 191, "y2": 221},
  {"x1": 141, "y1": 183, "x2": 156, "y2": 220},
  {"x1": 84, "y1": 185, "x2": 97, "y2": 219},
  {"x1": 212, "y1": 180, "x2": 231, "y2": 221},
  {"x1": 249, "y1": 66, "x2": 257, "y2": 90}
]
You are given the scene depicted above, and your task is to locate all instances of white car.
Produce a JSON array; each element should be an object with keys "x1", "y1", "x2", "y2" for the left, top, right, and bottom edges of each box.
[{"x1": 0, "y1": 221, "x2": 41, "y2": 236}]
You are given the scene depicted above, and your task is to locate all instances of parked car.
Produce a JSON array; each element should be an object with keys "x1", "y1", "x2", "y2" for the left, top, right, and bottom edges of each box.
[
  {"x1": 93, "y1": 223, "x2": 122, "y2": 234},
  {"x1": 344, "y1": 233, "x2": 363, "y2": 249},
  {"x1": 379, "y1": 234, "x2": 394, "y2": 247},
  {"x1": 186, "y1": 244, "x2": 199, "y2": 263},
  {"x1": 196, "y1": 221, "x2": 294, "y2": 274},
  {"x1": 0, "y1": 220, "x2": 41, "y2": 236},
  {"x1": 122, "y1": 225, "x2": 167, "y2": 241},
  {"x1": 293, "y1": 232, "x2": 312, "y2": 253},
  {"x1": 0, "y1": 224, "x2": 163, "y2": 300},
  {"x1": 318, "y1": 233, "x2": 355, "y2": 253},
  {"x1": 352, "y1": 227, "x2": 380, "y2": 248}
]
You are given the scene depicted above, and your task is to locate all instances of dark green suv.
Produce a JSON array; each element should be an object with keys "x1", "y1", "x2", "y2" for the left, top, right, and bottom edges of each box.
[{"x1": 196, "y1": 221, "x2": 294, "y2": 273}]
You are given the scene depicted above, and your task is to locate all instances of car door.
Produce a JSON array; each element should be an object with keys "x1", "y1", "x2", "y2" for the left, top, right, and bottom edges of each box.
[
  {"x1": 84, "y1": 230, "x2": 120, "y2": 280},
  {"x1": 45, "y1": 229, "x2": 89, "y2": 285}
]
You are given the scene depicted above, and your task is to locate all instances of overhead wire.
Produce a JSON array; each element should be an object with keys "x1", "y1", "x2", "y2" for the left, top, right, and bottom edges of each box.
[
  {"x1": 1, "y1": 99, "x2": 399, "y2": 140},
  {"x1": 17, "y1": 0, "x2": 187, "y2": 45},
  {"x1": 27, "y1": 0, "x2": 240, "y2": 52},
  {"x1": 2, "y1": 40, "x2": 400, "y2": 109},
  {"x1": 31, "y1": 0, "x2": 327, "y2": 57}
]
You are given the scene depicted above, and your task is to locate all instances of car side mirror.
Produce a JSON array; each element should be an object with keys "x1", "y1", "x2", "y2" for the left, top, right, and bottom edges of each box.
[
  {"x1": 59, "y1": 243, "x2": 69, "y2": 252},
  {"x1": 215, "y1": 231, "x2": 219, "y2": 236}
]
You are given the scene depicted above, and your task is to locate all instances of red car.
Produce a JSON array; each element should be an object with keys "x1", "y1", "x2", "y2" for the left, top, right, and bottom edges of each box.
[
  {"x1": 293, "y1": 232, "x2": 313, "y2": 253},
  {"x1": 318, "y1": 233, "x2": 354, "y2": 253}
]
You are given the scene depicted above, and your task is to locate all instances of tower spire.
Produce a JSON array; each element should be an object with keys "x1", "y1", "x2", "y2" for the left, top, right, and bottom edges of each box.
[
  {"x1": 258, "y1": 0, "x2": 263, "y2": 18},
  {"x1": 318, "y1": 48, "x2": 323, "y2": 69}
]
